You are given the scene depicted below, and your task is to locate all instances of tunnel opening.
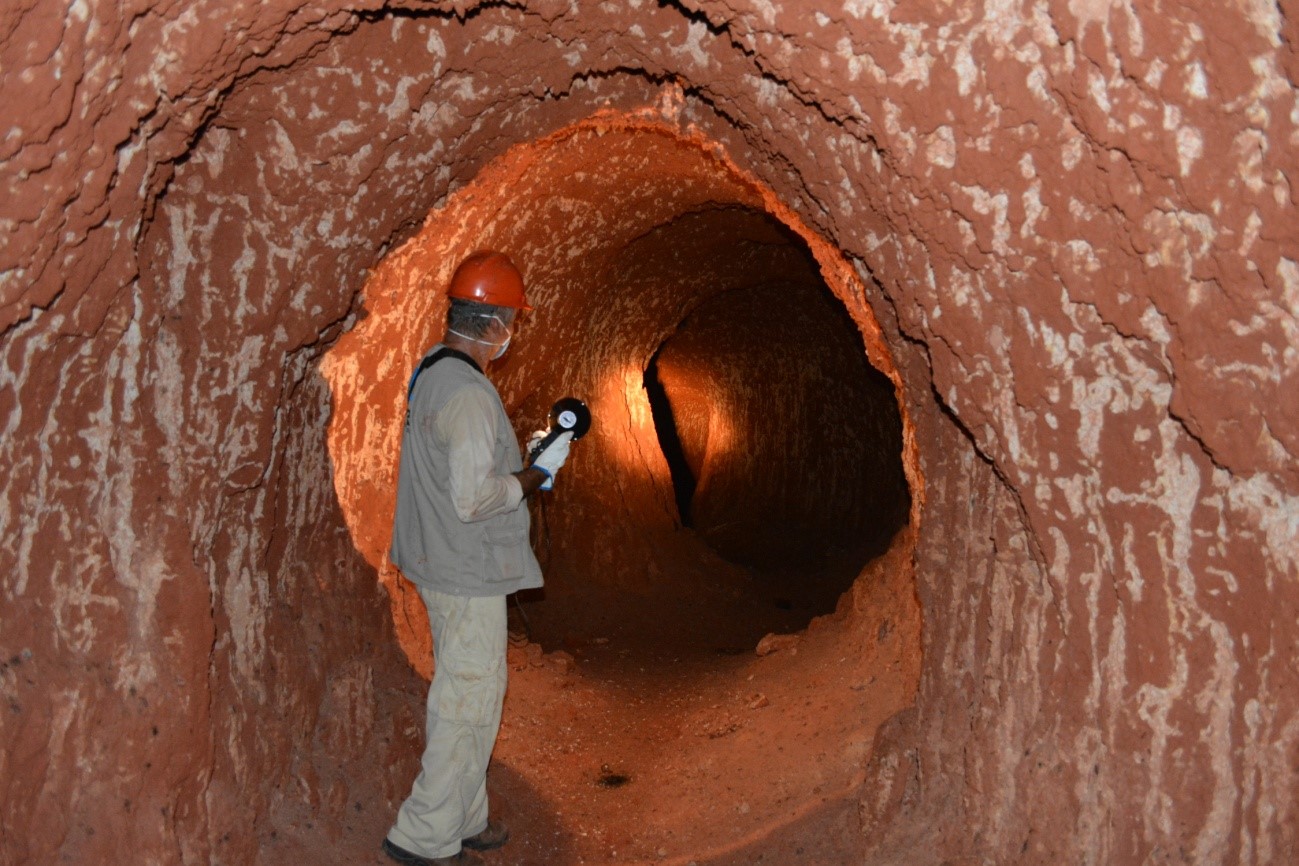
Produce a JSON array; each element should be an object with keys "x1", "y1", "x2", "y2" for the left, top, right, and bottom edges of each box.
[
  {"x1": 507, "y1": 220, "x2": 914, "y2": 667},
  {"x1": 324, "y1": 115, "x2": 923, "y2": 669},
  {"x1": 643, "y1": 344, "x2": 697, "y2": 529},
  {"x1": 625, "y1": 268, "x2": 913, "y2": 653},
  {"x1": 323, "y1": 115, "x2": 924, "y2": 863}
]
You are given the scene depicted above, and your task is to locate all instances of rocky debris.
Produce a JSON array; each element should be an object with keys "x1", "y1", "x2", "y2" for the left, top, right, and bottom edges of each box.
[
  {"x1": 508, "y1": 640, "x2": 575, "y2": 674},
  {"x1": 507, "y1": 645, "x2": 531, "y2": 672},
  {"x1": 546, "y1": 650, "x2": 576, "y2": 674},
  {"x1": 697, "y1": 712, "x2": 743, "y2": 740},
  {"x1": 755, "y1": 633, "x2": 801, "y2": 656}
]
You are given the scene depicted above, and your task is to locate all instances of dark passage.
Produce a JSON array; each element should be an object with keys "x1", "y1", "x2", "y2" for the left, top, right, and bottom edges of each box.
[{"x1": 515, "y1": 205, "x2": 912, "y2": 664}]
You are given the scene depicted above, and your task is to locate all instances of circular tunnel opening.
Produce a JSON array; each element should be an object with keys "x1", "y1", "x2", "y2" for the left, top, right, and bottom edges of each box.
[
  {"x1": 324, "y1": 115, "x2": 922, "y2": 863},
  {"x1": 326, "y1": 115, "x2": 921, "y2": 675},
  {"x1": 507, "y1": 202, "x2": 912, "y2": 666},
  {"x1": 578, "y1": 215, "x2": 912, "y2": 659}
]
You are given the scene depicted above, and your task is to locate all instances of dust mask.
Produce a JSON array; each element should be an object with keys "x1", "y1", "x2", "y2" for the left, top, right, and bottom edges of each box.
[{"x1": 447, "y1": 313, "x2": 513, "y2": 360}]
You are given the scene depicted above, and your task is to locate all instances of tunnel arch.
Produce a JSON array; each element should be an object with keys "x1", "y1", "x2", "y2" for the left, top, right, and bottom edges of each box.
[
  {"x1": 323, "y1": 115, "x2": 922, "y2": 671},
  {"x1": 314, "y1": 113, "x2": 927, "y2": 861}
]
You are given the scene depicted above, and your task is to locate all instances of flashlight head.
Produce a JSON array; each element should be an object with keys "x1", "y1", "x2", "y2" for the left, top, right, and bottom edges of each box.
[{"x1": 550, "y1": 397, "x2": 591, "y2": 441}]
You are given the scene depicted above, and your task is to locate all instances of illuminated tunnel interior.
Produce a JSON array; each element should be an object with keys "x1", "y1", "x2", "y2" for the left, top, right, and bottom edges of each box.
[
  {"x1": 519, "y1": 208, "x2": 912, "y2": 658},
  {"x1": 326, "y1": 120, "x2": 918, "y2": 661},
  {"x1": 526, "y1": 241, "x2": 910, "y2": 652}
]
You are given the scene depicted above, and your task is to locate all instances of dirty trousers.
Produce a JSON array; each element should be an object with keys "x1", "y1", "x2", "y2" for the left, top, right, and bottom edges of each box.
[{"x1": 387, "y1": 587, "x2": 507, "y2": 859}]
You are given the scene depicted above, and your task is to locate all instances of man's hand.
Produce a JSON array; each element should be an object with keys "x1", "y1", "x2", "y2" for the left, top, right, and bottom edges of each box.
[{"x1": 531, "y1": 431, "x2": 573, "y2": 490}]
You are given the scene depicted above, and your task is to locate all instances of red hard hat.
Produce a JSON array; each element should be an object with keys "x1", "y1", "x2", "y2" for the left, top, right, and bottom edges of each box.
[{"x1": 447, "y1": 250, "x2": 531, "y2": 310}]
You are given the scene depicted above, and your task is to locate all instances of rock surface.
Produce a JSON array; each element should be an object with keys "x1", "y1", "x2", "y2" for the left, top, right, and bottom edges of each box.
[{"x1": 2, "y1": 1, "x2": 1296, "y2": 864}]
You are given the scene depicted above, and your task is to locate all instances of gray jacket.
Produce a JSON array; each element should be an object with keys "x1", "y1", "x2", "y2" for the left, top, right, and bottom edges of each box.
[{"x1": 389, "y1": 346, "x2": 543, "y2": 596}]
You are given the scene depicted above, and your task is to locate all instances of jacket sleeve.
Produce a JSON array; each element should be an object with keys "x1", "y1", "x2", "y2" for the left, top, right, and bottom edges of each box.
[{"x1": 435, "y1": 385, "x2": 524, "y2": 522}]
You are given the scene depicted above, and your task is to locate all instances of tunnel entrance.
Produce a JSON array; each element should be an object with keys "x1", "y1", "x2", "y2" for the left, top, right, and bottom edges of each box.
[
  {"x1": 631, "y1": 267, "x2": 912, "y2": 649},
  {"x1": 325, "y1": 117, "x2": 919, "y2": 669},
  {"x1": 510, "y1": 209, "x2": 912, "y2": 665}
]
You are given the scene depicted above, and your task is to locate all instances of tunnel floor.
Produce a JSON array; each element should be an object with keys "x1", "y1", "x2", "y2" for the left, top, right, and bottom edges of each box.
[
  {"x1": 512, "y1": 522, "x2": 885, "y2": 676},
  {"x1": 262, "y1": 532, "x2": 919, "y2": 866}
]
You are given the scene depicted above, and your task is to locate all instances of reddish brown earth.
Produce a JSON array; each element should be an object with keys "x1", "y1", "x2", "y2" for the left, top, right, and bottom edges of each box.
[{"x1": 3, "y1": 2, "x2": 1298, "y2": 865}]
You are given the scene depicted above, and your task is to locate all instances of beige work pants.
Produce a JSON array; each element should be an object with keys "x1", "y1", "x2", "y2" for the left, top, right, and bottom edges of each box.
[{"x1": 387, "y1": 587, "x2": 507, "y2": 859}]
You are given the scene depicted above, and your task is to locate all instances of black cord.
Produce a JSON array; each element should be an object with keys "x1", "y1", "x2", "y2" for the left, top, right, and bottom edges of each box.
[{"x1": 511, "y1": 593, "x2": 532, "y2": 640}]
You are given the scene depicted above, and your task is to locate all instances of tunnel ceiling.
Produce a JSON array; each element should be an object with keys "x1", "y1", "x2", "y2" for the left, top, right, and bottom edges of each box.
[{"x1": 2, "y1": 1, "x2": 1298, "y2": 864}]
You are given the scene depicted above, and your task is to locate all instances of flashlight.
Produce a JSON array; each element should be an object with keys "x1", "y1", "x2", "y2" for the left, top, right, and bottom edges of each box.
[{"x1": 529, "y1": 397, "x2": 592, "y2": 458}]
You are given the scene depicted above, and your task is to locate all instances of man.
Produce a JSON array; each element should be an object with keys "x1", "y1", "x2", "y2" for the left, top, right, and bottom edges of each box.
[{"x1": 382, "y1": 250, "x2": 573, "y2": 866}]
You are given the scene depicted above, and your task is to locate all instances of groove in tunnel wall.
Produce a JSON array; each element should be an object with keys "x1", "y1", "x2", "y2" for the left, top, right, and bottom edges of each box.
[{"x1": 643, "y1": 345, "x2": 697, "y2": 529}]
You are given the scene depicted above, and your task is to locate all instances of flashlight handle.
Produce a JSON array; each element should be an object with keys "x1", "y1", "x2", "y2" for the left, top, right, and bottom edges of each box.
[{"x1": 528, "y1": 427, "x2": 566, "y2": 461}]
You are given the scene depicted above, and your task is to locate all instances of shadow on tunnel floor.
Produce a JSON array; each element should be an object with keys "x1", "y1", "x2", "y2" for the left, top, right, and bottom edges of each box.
[
  {"x1": 475, "y1": 782, "x2": 866, "y2": 865},
  {"x1": 513, "y1": 529, "x2": 903, "y2": 681}
]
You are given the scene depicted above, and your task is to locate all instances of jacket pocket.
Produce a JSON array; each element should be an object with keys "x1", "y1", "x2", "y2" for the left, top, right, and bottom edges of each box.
[{"x1": 483, "y1": 522, "x2": 528, "y2": 583}]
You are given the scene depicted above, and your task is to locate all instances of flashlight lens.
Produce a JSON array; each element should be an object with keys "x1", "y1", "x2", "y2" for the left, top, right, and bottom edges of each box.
[{"x1": 549, "y1": 397, "x2": 591, "y2": 440}]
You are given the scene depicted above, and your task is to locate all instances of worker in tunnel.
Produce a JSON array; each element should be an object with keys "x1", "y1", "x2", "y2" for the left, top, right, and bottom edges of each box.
[{"x1": 383, "y1": 250, "x2": 574, "y2": 866}]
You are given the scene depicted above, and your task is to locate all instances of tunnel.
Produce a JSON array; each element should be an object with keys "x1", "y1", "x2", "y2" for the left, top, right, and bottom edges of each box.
[
  {"x1": 2, "y1": 2, "x2": 1297, "y2": 865},
  {"x1": 326, "y1": 120, "x2": 916, "y2": 679}
]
